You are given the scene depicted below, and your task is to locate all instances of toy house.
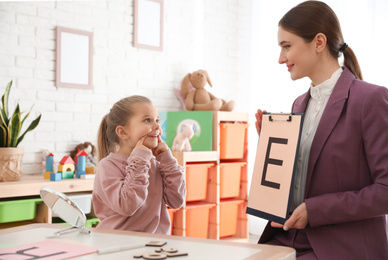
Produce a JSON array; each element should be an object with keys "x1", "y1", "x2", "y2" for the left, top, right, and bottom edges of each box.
[{"x1": 57, "y1": 156, "x2": 75, "y2": 179}]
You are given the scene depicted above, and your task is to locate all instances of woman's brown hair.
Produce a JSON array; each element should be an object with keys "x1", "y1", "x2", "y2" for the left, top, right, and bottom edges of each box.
[
  {"x1": 279, "y1": 0, "x2": 363, "y2": 80},
  {"x1": 97, "y1": 95, "x2": 152, "y2": 162}
]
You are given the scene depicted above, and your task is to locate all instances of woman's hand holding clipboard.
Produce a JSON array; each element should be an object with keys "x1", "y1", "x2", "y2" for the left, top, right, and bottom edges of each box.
[{"x1": 255, "y1": 109, "x2": 267, "y2": 135}]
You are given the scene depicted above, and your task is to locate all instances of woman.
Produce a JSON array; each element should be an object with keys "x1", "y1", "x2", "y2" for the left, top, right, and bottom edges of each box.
[{"x1": 256, "y1": 1, "x2": 388, "y2": 259}]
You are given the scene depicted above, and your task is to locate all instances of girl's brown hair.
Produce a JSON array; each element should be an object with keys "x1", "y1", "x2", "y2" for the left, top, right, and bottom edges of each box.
[
  {"x1": 279, "y1": 0, "x2": 363, "y2": 80},
  {"x1": 97, "y1": 95, "x2": 152, "y2": 162}
]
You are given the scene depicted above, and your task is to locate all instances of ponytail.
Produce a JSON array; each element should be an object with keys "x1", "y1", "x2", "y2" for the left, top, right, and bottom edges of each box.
[
  {"x1": 97, "y1": 114, "x2": 110, "y2": 162},
  {"x1": 342, "y1": 46, "x2": 363, "y2": 80}
]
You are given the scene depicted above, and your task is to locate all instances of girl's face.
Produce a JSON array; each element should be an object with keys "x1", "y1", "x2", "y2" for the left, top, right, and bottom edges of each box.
[
  {"x1": 278, "y1": 26, "x2": 317, "y2": 81},
  {"x1": 125, "y1": 102, "x2": 161, "y2": 150}
]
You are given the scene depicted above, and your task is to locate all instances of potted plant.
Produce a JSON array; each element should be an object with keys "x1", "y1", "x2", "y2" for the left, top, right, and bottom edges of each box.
[{"x1": 0, "y1": 81, "x2": 41, "y2": 181}]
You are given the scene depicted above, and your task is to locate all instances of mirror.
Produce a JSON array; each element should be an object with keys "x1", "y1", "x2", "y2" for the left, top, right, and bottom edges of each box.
[{"x1": 40, "y1": 186, "x2": 91, "y2": 238}]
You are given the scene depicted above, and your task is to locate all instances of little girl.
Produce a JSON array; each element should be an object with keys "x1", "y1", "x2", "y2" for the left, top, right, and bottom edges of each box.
[{"x1": 92, "y1": 95, "x2": 186, "y2": 234}]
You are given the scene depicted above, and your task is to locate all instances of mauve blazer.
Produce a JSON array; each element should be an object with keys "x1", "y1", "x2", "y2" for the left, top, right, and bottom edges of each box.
[{"x1": 259, "y1": 67, "x2": 388, "y2": 259}]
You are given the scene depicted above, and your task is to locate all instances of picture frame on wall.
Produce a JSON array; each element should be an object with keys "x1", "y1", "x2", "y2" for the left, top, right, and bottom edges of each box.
[
  {"x1": 134, "y1": 0, "x2": 164, "y2": 51},
  {"x1": 56, "y1": 26, "x2": 93, "y2": 89}
]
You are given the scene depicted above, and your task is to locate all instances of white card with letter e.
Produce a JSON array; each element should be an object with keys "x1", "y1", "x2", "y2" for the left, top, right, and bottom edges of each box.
[{"x1": 246, "y1": 113, "x2": 304, "y2": 224}]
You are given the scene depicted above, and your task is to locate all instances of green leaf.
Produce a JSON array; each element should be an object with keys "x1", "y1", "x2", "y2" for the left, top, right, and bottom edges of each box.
[
  {"x1": 0, "y1": 109, "x2": 7, "y2": 128},
  {"x1": 16, "y1": 114, "x2": 41, "y2": 147},
  {"x1": 12, "y1": 103, "x2": 20, "y2": 117},
  {"x1": 0, "y1": 81, "x2": 41, "y2": 147},
  {"x1": 1, "y1": 81, "x2": 12, "y2": 126},
  {"x1": 0, "y1": 125, "x2": 7, "y2": 147},
  {"x1": 9, "y1": 112, "x2": 21, "y2": 147},
  {"x1": 21, "y1": 104, "x2": 34, "y2": 127}
]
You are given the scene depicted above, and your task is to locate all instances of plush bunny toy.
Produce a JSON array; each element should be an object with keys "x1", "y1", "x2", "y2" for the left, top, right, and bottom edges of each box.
[
  {"x1": 180, "y1": 70, "x2": 235, "y2": 111},
  {"x1": 172, "y1": 124, "x2": 194, "y2": 152}
]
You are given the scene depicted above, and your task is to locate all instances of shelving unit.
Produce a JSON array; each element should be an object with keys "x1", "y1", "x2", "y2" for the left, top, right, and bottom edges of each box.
[
  {"x1": 0, "y1": 176, "x2": 94, "y2": 229},
  {"x1": 172, "y1": 111, "x2": 249, "y2": 241},
  {"x1": 172, "y1": 151, "x2": 218, "y2": 239}
]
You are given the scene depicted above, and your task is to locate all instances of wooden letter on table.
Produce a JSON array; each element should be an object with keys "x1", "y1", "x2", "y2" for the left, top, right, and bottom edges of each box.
[{"x1": 246, "y1": 113, "x2": 304, "y2": 224}]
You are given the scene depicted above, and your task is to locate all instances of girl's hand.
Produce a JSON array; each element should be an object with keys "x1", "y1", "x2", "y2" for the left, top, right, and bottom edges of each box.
[
  {"x1": 270, "y1": 202, "x2": 309, "y2": 231},
  {"x1": 152, "y1": 135, "x2": 169, "y2": 157},
  {"x1": 136, "y1": 135, "x2": 150, "y2": 150},
  {"x1": 255, "y1": 109, "x2": 267, "y2": 136}
]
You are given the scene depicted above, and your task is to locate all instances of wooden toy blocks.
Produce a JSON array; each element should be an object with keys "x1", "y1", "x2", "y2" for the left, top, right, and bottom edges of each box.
[
  {"x1": 44, "y1": 153, "x2": 54, "y2": 180},
  {"x1": 50, "y1": 172, "x2": 62, "y2": 181}
]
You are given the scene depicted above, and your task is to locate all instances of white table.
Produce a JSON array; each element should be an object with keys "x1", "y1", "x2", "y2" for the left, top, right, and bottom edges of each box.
[{"x1": 0, "y1": 224, "x2": 295, "y2": 259}]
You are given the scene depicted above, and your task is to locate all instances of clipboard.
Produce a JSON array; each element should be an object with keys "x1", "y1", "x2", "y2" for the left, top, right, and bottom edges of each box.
[{"x1": 246, "y1": 113, "x2": 304, "y2": 224}]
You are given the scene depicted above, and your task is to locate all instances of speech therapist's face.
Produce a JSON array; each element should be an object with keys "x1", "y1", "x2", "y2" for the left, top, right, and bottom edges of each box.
[{"x1": 277, "y1": 26, "x2": 317, "y2": 81}]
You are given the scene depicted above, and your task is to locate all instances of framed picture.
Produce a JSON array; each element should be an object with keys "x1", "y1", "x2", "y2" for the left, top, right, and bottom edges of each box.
[
  {"x1": 134, "y1": 0, "x2": 164, "y2": 51},
  {"x1": 56, "y1": 26, "x2": 93, "y2": 89}
]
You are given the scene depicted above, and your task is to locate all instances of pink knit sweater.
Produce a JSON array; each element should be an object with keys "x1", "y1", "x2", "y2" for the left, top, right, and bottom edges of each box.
[{"x1": 92, "y1": 147, "x2": 186, "y2": 234}]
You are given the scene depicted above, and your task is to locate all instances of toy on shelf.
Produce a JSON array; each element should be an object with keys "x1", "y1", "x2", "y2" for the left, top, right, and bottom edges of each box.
[
  {"x1": 179, "y1": 69, "x2": 235, "y2": 111},
  {"x1": 43, "y1": 153, "x2": 54, "y2": 180},
  {"x1": 70, "y1": 142, "x2": 97, "y2": 168},
  {"x1": 164, "y1": 111, "x2": 213, "y2": 152},
  {"x1": 85, "y1": 166, "x2": 95, "y2": 174},
  {"x1": 42, "y1": 150, "x2": 58, "y2": 179},
  {"x1": 45, "y1": 153, "x2": 54, "y2": 172},
  {"x1": 75, "y1": 149, "x2": 88, "y2": 178},
  {"x1": 172, "y1": 123, "x2": 194, "y2": 152},
  {"x1": 50, "y1": 172, "x2": 62, "y2": 181},
  {"x1": 42, "y1": 143, "x2": 97, "y2": 181},
  {"x1": 58, "y1": 156, "x2": 75, "y2": 179}
]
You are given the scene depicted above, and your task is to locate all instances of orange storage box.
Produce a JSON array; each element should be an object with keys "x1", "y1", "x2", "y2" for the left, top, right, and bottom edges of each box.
[
  {"x1": 219, "y1": 123, "x2": 248, "y2": 159},
  {"x1": 175, "y1": 202, "x2": 215, "y2": 239},
  {"x1": 220, "y1": 162, "x2": 246, "y2": 198},
  {"x1": 219, "y1": 199, "x2": 244, "y2": 238},
  {"x1": 167, "y1": 207, "x2": 179, "y2": 235},
  {"x1": 185, "y1": 163, "x2": 214, "y2": 202}
]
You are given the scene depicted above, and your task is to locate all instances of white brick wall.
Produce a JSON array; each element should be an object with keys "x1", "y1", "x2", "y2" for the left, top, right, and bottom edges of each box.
[{"x1": 0, "y1": 0, "x2": 252, "y2": 175}]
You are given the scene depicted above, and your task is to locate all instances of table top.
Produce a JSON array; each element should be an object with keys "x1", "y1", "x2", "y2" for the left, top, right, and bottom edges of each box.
[{"x1": 0, "y1": 224, "x2": 295, "y2": 260}]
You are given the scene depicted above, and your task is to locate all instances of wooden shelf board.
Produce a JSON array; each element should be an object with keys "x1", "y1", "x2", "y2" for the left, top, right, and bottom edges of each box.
[
  {"x1": 215, "y1": 111, "x2": 250, "y2": 122},
  {"x1": 173, "y1": 151, "x2": 218, "y2": 164},
  {"x1": 0, "y1": 175, "x2": 94, "y2": 198}
]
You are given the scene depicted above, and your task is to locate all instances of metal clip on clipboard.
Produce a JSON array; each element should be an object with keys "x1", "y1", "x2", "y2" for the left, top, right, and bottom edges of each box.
[{"x1": 268, "y1": 113, "x2": 293, "y2": 122}]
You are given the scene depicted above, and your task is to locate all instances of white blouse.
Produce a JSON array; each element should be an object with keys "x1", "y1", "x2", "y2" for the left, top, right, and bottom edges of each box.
[{"x1": 290, "y1": 67, "x2": 343, "y2": 212}]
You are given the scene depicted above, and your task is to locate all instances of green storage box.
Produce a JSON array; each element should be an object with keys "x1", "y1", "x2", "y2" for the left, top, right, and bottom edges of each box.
[
  {"x1": 85, "y1": 217, "x2": 100, "y2": 228},
  {"x1": 52, "y1": 216, "x2": 99, "y2": 228},
  {"x1": 0, "y1": 198, "x2": 42, "y2": 223}
]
